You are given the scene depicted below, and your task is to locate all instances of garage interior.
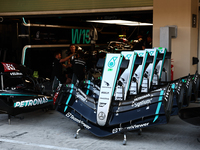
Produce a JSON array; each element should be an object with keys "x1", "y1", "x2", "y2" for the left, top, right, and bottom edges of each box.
[{"x1": 0, "y1": 10, "x2": 153, "y2": 78}]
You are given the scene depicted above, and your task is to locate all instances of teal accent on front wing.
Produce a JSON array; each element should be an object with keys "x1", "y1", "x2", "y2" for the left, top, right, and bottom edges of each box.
[
  {"x1": 112, "y1": 55, "x2": 123, "y2": 96},
  {"x1": 171, "y1": 83, "x2": 175, "y2": 92},
  {"x1": 64, "y1": 84, "x2": 74, "y2": 112},
  {"x1": 0, "y1": 93, "x2": 37, "y2": 97},
  {"x1": 99, "y1": 76, "x2": 102, "y2": 80},
  {"x1": 86, "y1": 80, "x2": 90, "y2": 95},
  {"x1": 182, "y1": 79, "x2": 186, "y2": 83},
  {"x1": 153, "y1": 90, "x2": 164, "y2": 122}
]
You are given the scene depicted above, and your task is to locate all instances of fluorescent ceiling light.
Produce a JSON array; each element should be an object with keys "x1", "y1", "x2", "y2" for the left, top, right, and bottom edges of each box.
[
  {"x1": 123, "y1": 23, "x2": 153, "y2": 26},
  {"x1": 87, "y1": 20, "x2": 153, "y2": 26}
]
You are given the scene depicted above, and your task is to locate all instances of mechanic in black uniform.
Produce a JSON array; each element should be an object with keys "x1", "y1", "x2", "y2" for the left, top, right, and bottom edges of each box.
[
  {"x1": 133, "y1": 35, "x2": 145, "y2": 50},
  {"x1": 72, "y1": 50, "x2": 86, "y2": 82},
  {"x1": 51, "y1": 51, "x2": 74, "y2": 84},
  {"x1": 65, "y1": 44, "x2": 76, "y2": 80},
  {"x1": 144, "y1": 36, "x2": 152, "y2": 49}
]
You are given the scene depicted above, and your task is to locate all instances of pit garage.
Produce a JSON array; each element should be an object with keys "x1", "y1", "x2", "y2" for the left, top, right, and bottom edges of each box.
[
  {"x1": 0, "y1": 0, "x2": 200, "y2": 149},
  {"x1": 0, "y1": 10, "x2": 153, "y2": 79}
]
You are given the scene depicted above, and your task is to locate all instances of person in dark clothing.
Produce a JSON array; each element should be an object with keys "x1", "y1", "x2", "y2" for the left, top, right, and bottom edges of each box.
[
  {"x1": 133, "y1": 35, "x2": 145, "y2": 50},
  {"x1": 72, "y1": 50, "x2": 86, "y2": 83},
  {"x1": 144, "y1": 36, "x2": 152, "y2": 49},
  {"x1": 65, "y1": 44, "x2": 76, "y2": 79},
  {"x1": 51, "y1": 51, "x2": 74, "y2": 84}
]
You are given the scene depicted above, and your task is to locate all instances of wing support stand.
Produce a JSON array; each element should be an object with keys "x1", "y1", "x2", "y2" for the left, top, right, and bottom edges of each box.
[
  {"x1": 138, "y1": 117, "x2": 144, "y2": 135},
  {"x1": 74, "y1": 116, "x2": 84, "y2": 139},
  {"x1": 74, "y1": 124, "x2": 84, "y2": 139},
  {"x1": 119, "y1": 124, "x2": 128, "y2": 145},
  {"x1": 74, "y1": 128, "x2": 81, "y2": 139},
  {"x1": 7, "y1": 114, "x2": 24, "y2": 125},
  {"x1": 123, "y1": 132, "x2": 127, "y2": 145}
]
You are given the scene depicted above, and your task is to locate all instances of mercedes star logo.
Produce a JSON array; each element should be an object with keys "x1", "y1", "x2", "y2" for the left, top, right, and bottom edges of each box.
[{"x1": 98, "y1": 112, "x2": 106, "y2": 120}]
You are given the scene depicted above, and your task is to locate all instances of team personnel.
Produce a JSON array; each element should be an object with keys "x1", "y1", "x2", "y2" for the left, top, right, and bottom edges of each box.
[
  {"x1": 72, "y1": 50, "x2": 86, "y2": 82},
  {"x1": 65, "y1": 44, "x2": 76, "y2": 80},
  {"x1": 51, "y1": 51, "x2": 74, "y2": 84}
]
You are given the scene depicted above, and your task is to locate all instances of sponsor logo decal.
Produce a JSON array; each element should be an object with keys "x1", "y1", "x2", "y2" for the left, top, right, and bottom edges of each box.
[
  {"x1": 99, "y1": 102, "x2": 107, "y2": 107},
  {"x1": 10, "y1": 72, "x2": 23, "y2": 76},
  {"x1": 115, "y1": 97, "x2": 123, "y2": 101},
  {"x1": 2, "y1": 63, "x2": 16, "y2": 71},
  {"x1": 66, "y1": 112, "x2": 91, "y2": 129},
  {"x1": 98, "y1": 111, "x2": 106, "y2": 120},
  {"x1": 99, "y1": 97, "x2": 109, "y2": 100},
  {"x1": 101, "y1": 91, "x2": 109, "y2": 94},
  {"x1": 132, "y1": 98, "x2": 152, "y2": 107},
  {"x1": 108, "y1": 57, "x2": 118, "y2": 68},
  {"x1": 102, "y1": 86, "x2": 111, "y2": 89},
  {"x1": 102, "y1": 81, "x2": 111, "y2": 89},
  {"x1": 186, "y1": 78, "x2": 191, "y2": 89},
  {"x1": 194, "y1": 75, "x2": 198, "y2": 84},
  {"x1": 53, "y1": 92, "x2": 59, "y2": 104},
  {"x1": 112, "y1": 122, "x2": 149, "y2": 133},
  {"x1": 175, "y1": 82, "x2": 181, "y2": 95},
  {"x1": 56, "y1": 84, "x2": 62, "y2": 91},
  {"x1": 164, "y1": 86, "x2": 171, "y2": 102},
  {"x1": 108, "y1": 68, "x2": 113, "y2": 71},
  {"x1": 104, "y1": 81, "x2": 110, "y2": 86},
  {"x1": 14, "y1": 97, "x2": 49, "y2": 108},
  {"x1": 158, "y1": 48, "x2": 163, "y2": 53}
]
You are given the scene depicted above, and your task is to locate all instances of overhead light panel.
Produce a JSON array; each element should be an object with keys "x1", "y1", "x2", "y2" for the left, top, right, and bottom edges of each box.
[{"x1": 86, "y1": 20, "x2": 153, "y2": 26}]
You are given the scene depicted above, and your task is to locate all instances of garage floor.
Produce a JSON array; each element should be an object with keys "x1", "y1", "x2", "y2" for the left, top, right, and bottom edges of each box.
[{"x1": 0, "y1": 109, "x2": 199, "y2": 150}]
